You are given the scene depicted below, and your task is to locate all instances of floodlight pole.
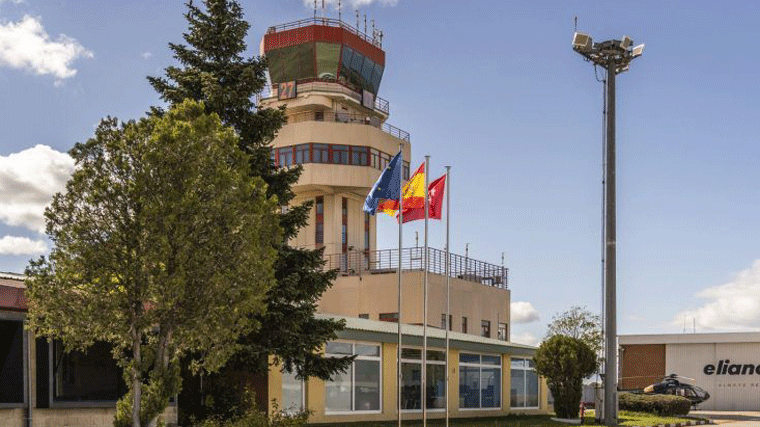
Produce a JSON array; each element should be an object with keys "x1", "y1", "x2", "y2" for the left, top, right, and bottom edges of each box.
[
  {"x1": 573, "y1": 33, "x2": 643, "y2": 427},
  {"x1": 603, "y1": 56, "x2": 617, "y2": 427}
]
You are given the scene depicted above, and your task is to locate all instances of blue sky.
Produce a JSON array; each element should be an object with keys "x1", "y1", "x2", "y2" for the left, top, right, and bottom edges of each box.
[{"x1": 1, "y1": 0, "x2": 759, "y2": 345}]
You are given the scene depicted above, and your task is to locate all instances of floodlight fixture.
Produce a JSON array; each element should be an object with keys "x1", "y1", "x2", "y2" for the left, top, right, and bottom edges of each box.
[
  {"x1": 572, "y1": 31, "x2": 593, "y2": 52},
  {"x1": 632, "y1": 43, "x2": 645, "y2": 58},
  {"x1": 620, "y1": 35, "x2": 632, "y2": 50}
]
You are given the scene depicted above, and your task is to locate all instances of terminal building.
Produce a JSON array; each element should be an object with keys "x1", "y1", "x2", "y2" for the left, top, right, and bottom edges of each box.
[
  {"x1": 0, "y1": 17, "x2": 548, "y2": 427},
  {"x1": 620, "y1": 332, "x2": 760, "y2": 411}
]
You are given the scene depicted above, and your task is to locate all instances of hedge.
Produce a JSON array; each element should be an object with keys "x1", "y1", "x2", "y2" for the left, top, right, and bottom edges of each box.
[{"x1": 619, "y1": 392, "x2": 691, "y2": 416}]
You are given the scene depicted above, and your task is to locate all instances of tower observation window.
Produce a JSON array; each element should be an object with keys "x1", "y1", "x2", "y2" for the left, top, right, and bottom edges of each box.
[{"x1": 274, "y1": 144, "x2": 409, "y2": 179}]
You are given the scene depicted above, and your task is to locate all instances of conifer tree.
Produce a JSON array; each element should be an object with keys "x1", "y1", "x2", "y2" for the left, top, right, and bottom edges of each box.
[{"x1": 148, "y1": 0, "x2": 350, "y2": 408}]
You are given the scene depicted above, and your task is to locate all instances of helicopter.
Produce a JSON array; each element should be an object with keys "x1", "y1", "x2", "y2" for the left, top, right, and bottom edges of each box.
[{"x1": 641, "y1": 374, "x2": 710, "y2": 406}]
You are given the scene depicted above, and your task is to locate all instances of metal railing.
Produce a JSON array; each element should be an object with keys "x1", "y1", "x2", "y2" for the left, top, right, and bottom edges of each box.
[
  {"x1": 324, "y1": 248, "x2": 508, "y2": 289},
  {"x1": 267, "y1": 17, "x2": 382, "y2": 48},
  {"x1": 273, "y1": 78, "x2": 390, "y2": 115},
  {"x1": 286, "y1": 111, "x2": 410, "y2": 142}
]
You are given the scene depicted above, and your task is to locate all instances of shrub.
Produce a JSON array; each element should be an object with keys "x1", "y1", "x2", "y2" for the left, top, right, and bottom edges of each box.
[
  {"x1": 619, "y1": 392, "x2": 691, "y2": 416},
  {"x1": 192, "y1": 399, "x2": 308, "y2": 427},
  {"x1": 534, "y1": 335, "x2": 597, "y2": 419}
]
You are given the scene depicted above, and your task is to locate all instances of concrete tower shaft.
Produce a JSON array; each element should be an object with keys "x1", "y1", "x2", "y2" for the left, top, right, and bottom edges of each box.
[{"x1": 259, "y1": 18, "x2": 411, "y2": 257}]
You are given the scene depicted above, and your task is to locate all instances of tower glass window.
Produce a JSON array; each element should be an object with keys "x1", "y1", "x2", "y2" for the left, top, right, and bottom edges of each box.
[{"x1": 316, "y1": 42, "x2": 341, "y2": 79}]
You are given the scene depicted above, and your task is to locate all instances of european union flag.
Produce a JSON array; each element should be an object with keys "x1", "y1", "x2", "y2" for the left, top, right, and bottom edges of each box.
[{"x1": 363, "y1": 150, "x2": 403, "y2": 215}]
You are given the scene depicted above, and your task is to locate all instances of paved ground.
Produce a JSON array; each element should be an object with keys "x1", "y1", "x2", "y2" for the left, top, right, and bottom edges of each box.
[{"x1": 690, "y1": 411, "x2": 760, "y2": 426}]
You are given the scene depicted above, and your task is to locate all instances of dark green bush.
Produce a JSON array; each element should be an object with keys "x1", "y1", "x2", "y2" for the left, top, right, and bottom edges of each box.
[
  {"x1": 193, "y1": 397, "x2": 308, "y2": 427},
  {"x1": 619, "y1": 392, "x2": 691, "y2": 416},
  {"x1": 534, "y1": 335, "x2": 597, "y2": 419}
]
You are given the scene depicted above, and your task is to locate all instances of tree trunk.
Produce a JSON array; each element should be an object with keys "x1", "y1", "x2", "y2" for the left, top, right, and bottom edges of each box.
[{"x1": 133, "y1": 335, "x2": 142, "y2": 427}]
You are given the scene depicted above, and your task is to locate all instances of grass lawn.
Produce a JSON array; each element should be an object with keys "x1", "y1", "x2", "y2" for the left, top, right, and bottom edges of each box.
[
  {"x1": 617, "y1": 410, "x2": 705, "y2": 426},
  {"x1": 313, "y1": 410, "x2": 705, "y2": 427}
]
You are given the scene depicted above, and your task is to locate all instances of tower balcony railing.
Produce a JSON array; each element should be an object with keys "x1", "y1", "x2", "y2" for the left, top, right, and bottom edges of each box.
[
  {"x1": 271, "y1": 77, "x2": 390, "y2": 115},
  {"x1": 267, "y1": 17, "x2": 383, "y2": 48},
  {"x1": 324, "y1": 247, "x2": 508, "y2": 290},
  {"x1": 286, "y1": 110, "x2": 410, "y2": 142}
]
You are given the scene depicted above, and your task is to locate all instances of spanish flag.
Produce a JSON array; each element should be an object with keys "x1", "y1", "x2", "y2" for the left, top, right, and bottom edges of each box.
[
  {"x1": 402, "y1": 174, "x2": 446, "y2": 223},
  {"x1": 377, "y1": 162, "x2": 425, "y2": 216}
]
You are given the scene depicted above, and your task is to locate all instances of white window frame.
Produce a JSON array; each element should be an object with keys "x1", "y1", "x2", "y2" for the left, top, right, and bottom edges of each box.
[
  {"x1": 510, "y1": 357, "x2": 540, "y2": 410},
  {"x1": 400, "y1": 347, "x2": 446, "y2": 413},
  {"x1": 324, "y1": 341, "x2": 382, "y2": 415},
  {"x1": 458, "y1": 352, "x2": 502, "y2": 411}
]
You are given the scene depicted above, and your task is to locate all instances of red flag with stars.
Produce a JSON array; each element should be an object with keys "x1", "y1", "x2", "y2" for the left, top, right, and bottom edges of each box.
[{"x1": 401, "y1": 174, "x2": 446, "y2": 223}]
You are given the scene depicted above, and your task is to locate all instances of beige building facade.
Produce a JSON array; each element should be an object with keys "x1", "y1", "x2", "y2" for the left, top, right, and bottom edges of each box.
[{"x1": 266, "y1": 317, "x2": 548, "y2": 423}]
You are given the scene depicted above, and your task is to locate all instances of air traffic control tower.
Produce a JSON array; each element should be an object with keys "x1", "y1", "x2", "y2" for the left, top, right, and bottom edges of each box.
[
  {"x1": 260, "y1": 17, "x2": 411, "y2": 259},
  {"x1": 260, "y1": 18, "x2": 509, "y2": 335}
]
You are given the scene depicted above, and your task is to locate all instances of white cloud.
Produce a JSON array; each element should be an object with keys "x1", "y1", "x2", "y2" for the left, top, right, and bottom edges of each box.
[
  {"x1": 512, "y1": 331, "x2": 540, "y2": 347},
  {"x1": 0, "y1": 235, "x2": 46, "y2": 255},
  {"x1": 303, "y1": 0, "x2": 398, "y2": 10},
  {"x1": 673, "y1": 260, "x2": 760, "y2": 331},
  {"x1": 141, "y1": 51, "x2": 152, "y2": 60},
  {"x1": 0, "y1": 15, "x2": 93, "y2": 81},
  {"x1": 511, "y1": 301, "x2": 540, "y2": 324},
  {"x1": 0, "y1": 145, "x2": 75, "y2": 233}
]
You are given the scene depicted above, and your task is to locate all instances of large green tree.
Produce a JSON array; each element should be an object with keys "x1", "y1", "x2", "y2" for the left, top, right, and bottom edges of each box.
[
  {"x1": 546, "y1": 305, "x2": 603, "y2": 370},
  {"x1": 25, "y1": 100, "x2": 279, "y2": 427},
  {"x1": 148, "y1": 0, "x2": 351, "y2": 418},
  {"x1": 534, "y1": 335, "x2": 597, "y2": 419}
]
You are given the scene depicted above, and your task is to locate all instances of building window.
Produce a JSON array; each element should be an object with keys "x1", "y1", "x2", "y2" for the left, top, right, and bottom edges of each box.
[
  {"x1": 401, "y1": 348, "x2": 446, "y2": 410},
  {"x1": 313, "y1": 144, "x2": 329, "y2": 163},
  {"x1": 314, "y1": 110, "x2": 324, "y2": 121},
  {"x1": 498, "y1": 323, "x2": 508, "y2": 341},
  {"x1": 0, "y1": 320, "x2": 23, "y2": 404},
  {"x1": 274, "y1": 143, "x2": 409, "y2": 178},
  {"x1": 379, "y1": 312, "x2": 398, "y2": 323},
  {"x1": 53, "y1": 341, "x2": 126, "y2": 402},
  {"x1": 459, "y1": 353, "x2": 501, "y2": 409},
  {"x1": 510, "y1": 358, "x2": 539, "y2": 409},
  {"x1": 295, "y1": 144, "x2": 310, "y2": 164},
  {"x1": 341, "y1": 198, "x2": 348, "y2": 253},
  {"x1": 332, "y1": 145, "x2": 350, "y2": 165},
  {"x1": 358, "y1": 314, "x2": 369, "y2": 319},
  {"x1": 315, "y1": 196, "x2": 324, "y2": 247},
  {"x1": 352, "y1": 146, "x2": 368, "y2": 166},
  {"x1": 481, "y1": 320, "x2": 491, "y2": 338},
  {"x1": 278, "y1": 147, "x2": 293, "y2": 167},
  {"x1": 440, "y1": 314, "x2": 452, "y2": 331},
  {"x1": 281, "y1": 369, "x2": 305, "y2": 414},
  {"x1": 462, "y1": 317, "x2": 467, "y2": 334},
  {"x1": 325, "y1": 342, "x2": 381, "y2": 413}
]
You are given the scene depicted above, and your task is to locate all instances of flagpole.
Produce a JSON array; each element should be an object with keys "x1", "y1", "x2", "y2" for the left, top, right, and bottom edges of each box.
[
  {"x1": 422, "y1": 155, "x2": 430, "y2": 427},
  {"x1": 444, "y1": 165, "x2": 451, "y2": 427},
  {"x1": 397, "y1": 143, "x2": 404, "y2": 427}
]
